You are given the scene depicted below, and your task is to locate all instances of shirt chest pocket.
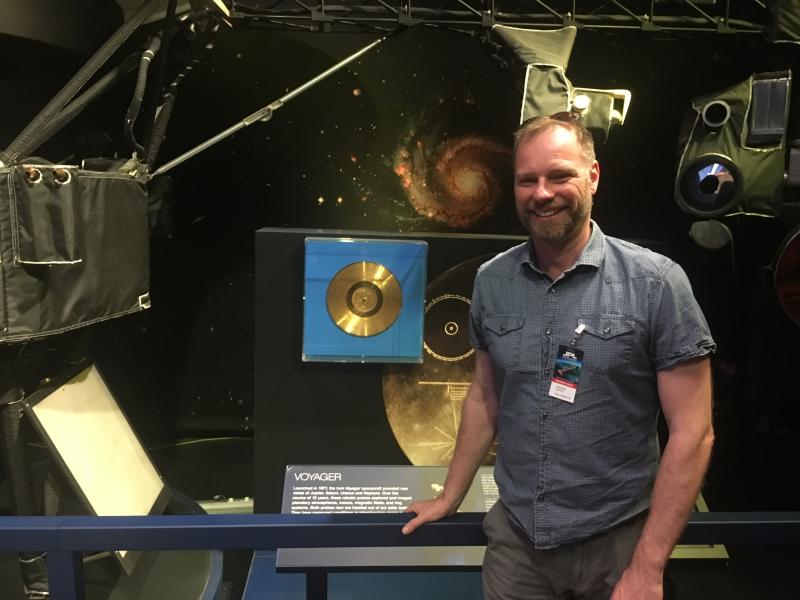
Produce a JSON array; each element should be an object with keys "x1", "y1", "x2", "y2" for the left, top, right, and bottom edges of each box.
[
  {"x1": 483, "y1": 315, "x2": 525, "y2": 370},
  {"x1": 578, "y1": 315, "x2": 637, "y2": 374}
]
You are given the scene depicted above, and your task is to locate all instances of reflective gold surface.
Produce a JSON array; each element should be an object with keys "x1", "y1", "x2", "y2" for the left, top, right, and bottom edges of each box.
[
  {"x1": 326, "y1": 261, "x2": 402, "y2": 337},
  {"x1": 383, "y1": 255, "x2": 497, "y2": 466}
]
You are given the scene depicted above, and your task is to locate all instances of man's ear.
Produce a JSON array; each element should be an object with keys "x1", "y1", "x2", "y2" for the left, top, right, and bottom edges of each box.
[{"x1": 589, "y1": 161, "x2": 600, "y2": 194}]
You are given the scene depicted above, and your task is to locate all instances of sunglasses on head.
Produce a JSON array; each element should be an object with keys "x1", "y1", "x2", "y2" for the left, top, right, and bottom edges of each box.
[{"x1": 549, "y1": 110, "x2": 582, "y2": 121}]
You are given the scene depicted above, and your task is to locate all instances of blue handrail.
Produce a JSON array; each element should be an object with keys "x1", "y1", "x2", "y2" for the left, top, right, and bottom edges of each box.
[{"x1": 2, "y1": 511, "x2": 799, "y2": 600}]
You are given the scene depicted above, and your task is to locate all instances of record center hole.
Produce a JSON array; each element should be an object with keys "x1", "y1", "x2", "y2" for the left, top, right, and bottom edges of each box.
[
  {"x1": 346, "y1": 281, "x2": 383, "y2": 317},
  {"x1": 444, "y1": 321, "x2": 459, "y2": 335}
]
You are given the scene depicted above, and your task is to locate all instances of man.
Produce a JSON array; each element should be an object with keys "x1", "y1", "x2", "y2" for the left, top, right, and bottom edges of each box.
[{"x1": 402, "y1": 114, "x2": 715, "y2": 600}]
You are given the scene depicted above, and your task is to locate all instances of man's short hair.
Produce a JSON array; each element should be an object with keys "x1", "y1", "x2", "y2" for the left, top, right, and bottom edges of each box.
[{"x1": 513, "y1": 113, "x2": 596, "y2": 165}]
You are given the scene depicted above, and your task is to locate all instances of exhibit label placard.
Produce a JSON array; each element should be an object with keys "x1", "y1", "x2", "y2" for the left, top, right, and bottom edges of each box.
[{"x1": 282, "y1": 465, "x2": 497, "y2": 514}]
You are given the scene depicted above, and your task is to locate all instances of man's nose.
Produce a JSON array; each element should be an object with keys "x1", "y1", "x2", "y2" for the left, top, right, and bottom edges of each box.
[{"x1": 530, "y1": 179, "x2": 554, "y2": 201}]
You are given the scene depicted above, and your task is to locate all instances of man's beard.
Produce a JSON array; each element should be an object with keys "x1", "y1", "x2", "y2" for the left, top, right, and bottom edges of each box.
[{"x1": 524, "y1": 197, "x2": 592, "y2": 246}]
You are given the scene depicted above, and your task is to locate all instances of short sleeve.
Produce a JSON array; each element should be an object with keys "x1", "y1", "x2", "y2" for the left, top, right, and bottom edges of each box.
[
  {"x1": 649, "y1": 261, "x2": 716, "y2": 371},
  {"x1": 468, "y1": 269, "x2": 489, "y2": 352}
]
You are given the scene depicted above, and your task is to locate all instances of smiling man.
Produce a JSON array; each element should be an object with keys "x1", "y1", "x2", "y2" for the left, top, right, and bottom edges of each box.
[{"x1": 402, "y1": 114, "x2": 716, "y2": 600}]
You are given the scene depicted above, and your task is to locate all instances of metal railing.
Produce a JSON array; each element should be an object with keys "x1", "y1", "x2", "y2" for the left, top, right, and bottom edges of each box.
[{"x1": 2, "y1": 511, "x2": 799, "y2": 600}]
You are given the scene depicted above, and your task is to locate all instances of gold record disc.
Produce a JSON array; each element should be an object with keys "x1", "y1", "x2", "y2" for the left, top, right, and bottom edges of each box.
[{"x1": 326, "y1": 261, "x2": 402, "y2": 337}]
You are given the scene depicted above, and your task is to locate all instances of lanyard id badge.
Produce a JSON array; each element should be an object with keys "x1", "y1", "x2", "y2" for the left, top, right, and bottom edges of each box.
[{"x1": 548, "y1": 323, "x2": 585, "y2": 403}]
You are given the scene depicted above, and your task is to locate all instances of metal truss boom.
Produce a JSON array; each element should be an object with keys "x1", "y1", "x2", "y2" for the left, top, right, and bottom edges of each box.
[{"x1": 226, "y1": 0, "x2": 771, "y2": 34}]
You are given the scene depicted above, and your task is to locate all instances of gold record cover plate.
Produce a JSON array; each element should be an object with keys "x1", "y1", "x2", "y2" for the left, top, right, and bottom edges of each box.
[
  {"x1": 383, "y1": 255, "x2": 498, "y2": 466},
  {"x1": 326, "y1": 261, "x2": 402, "y2": 337}
]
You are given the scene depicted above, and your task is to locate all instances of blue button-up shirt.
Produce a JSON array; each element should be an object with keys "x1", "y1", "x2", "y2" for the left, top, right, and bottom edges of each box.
[{"x1": 469, "y1": 223, "x2": 715, "y2": 549}]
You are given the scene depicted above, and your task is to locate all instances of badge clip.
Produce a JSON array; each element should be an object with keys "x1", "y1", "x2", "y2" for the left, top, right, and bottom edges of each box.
[{"x1": 570, "y1": 322, "x2": 586, "y2": 346}]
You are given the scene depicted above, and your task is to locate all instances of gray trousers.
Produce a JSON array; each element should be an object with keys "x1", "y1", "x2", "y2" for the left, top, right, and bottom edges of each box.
[{"x1": 482, "y1": 501, "x2": 647, "y2": 600}]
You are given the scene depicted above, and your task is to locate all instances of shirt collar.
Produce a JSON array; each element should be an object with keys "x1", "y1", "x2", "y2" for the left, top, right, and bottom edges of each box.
[{"x1": 519, "y1": 220, "x2": 605, "y2": 275}]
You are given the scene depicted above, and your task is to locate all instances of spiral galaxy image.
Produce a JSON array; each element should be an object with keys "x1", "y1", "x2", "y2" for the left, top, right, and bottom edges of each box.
[{"x1": 392, "y1": 101, "x2": 513, "y2": 229}]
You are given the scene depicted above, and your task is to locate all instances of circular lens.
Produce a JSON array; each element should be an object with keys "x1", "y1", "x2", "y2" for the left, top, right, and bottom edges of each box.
[{"x1": 677, "y1": 155, "x2": 741, "y2": 217}]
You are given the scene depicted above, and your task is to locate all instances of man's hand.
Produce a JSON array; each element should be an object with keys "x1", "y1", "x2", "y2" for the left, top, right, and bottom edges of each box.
[
  {"x1": 401, "y1": 351, "x2": 499, "y2": 537},
  {"x1": 401, "y1": 496, "x2": 458, "y2": 535},
  {"x1": 610, "y1": 565, "x2": 663, "y2": 600}
]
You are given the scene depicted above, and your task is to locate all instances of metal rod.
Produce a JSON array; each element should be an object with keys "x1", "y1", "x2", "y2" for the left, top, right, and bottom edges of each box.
[
  {"x1": 532, "y1": 0, "x2": 561, "y2": 20},
  {"x1": 47, "y1": 551, "x2": 84, "y2": 600},
  {"x1": 374, "y1": 0, "x2": 398, "y2": 15},
  {"x1": 0, "y1": 511, "x2": 792, "y2": 551},
  {"x1": 683, "y1": 0, "x2": 716, "y2": 25},
  {"x1": 151, "y1": 35, "x2": 387, "y2": 177},
  {"x1": 610, "y1": 0, "x2": 642, "y2": 22},
  {"x1": 453, "y1": 0, "x2": 481, "y2": 18}
]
